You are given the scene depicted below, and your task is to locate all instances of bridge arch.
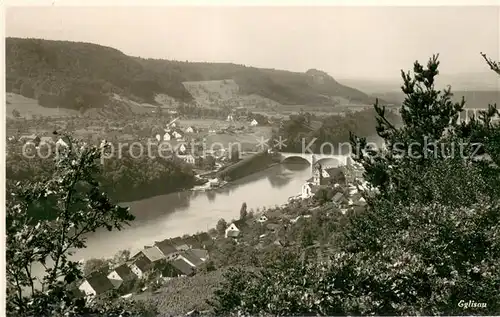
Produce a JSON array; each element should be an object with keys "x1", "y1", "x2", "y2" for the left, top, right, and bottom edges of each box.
[
  {"x1": 315, "y1": 157, "x2": 342, "y2": 168},
  {"x1": 280, "y1": 155, "x2": 312, "y2": 165}
]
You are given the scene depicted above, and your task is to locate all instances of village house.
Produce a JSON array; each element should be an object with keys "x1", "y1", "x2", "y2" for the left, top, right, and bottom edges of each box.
[
  {"x1": 163, "y1": 132, "x2": 171, "y2": 141},
  {"x1": 250, "y1": 119, "x2": 258, "y2": 126},
  {"x1": 185, "y1": 126, "x2": 195, "y2": 133},
  {"x1": 189, "y1": 248, "x2": 209, "y2": 261},
  {"x1": 154, "y1": 239, "x2": 179, "y2": 261},
  {"x1": 162, "y1": 258, "x2": 195, "y2": 277},
  {"x1": 225, "y1": 219, "x2": 248, "y2": 238},
  {"x1": 172, "y1": 130, "x2": 183, "y2": 139},
  {"x1": 301, "y1": 182, "x2": 320, "y2": 199},
  {"x1": 56, "y1": 137, "x2": 68, "y2": 148},
  {"x1": 301, "y1": 163, "x2": 345, "y2": 199},
  {"x1": 130, "y1": 256, "x2": 152, "y2": 279},
  {"x1": 178, "y1": 143, "x2": 188, "y2": 154},
  {"x1": 78, "y1": 272, "x2": 115, "y2": 297},
  {"x1": 227, "y1": 114, "x2": 234, "y2": 122},
  {"x1": 256, "y1": 215, "x2": 268, "y2": 223},
  {"x1": 130, "y1": 246, "x2": 165, "y2": 278},
  {"x1": 107, "y1": 264, "x2": 136, "y2": 289},
  {"x1": 183, "y1": 236, "x2": 202, "y2": 249},
  {"x1": 176, "y1": 250, "x2": 205, "y2": 268},
  {"x1": 169, "y1": 237, "x2": 190, "y2": 251}
]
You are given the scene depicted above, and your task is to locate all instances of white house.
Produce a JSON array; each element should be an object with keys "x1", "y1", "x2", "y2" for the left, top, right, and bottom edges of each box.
[
  {"x1": 106, "y1": 264, "x2": 136, "y2": 289},
  {"x1": 227, "y1": 114, "x2": 234, "y2": 122},
  {"x1": 171, "y1": 122, "x2": 177, "y2": 128},
  {"x1": 185, "y1": 126, "x2": 195, "y2": 133},
  {"x1": 256, "y1": 215, "x2": 268, "y2": 223},
  {"x1": 176, "y1": 250, "x2": 205, "y2": 268},
  {"x1": 225, "y1": 223, "x2": 241, "y2": 238},
  {"x1": 155, "y1": 134, "x2": 161, "y2": 142},
  {"x1": 78, "y1": 273, "x2": 114, "y2": 297},
  {"x1": 56, "y1": 137, "x2": 68, "y2": 148},
  {"x1": 250, "y1": 119, "x2": 258, "y2": 126},
  {"x1": 163, "y1": 132, "x2": 171, "y2": 141},
  {"x1": 178, "y1": 143, "x2": 187, "y2": 153},
  {"x1": 130, "y1": 247, "x2": 165, "y2": 279},
  {"x1": 302, "y1": 182, "x2": 318, "y2": 199},
  {"x1": 172, "y1": 131, "x2": 183, "y2": 139}
]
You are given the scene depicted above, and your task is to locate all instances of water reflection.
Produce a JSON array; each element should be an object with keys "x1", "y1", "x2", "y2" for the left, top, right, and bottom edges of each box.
[
  {"x1": 282, "y1": 161, "x2": 310, "y2": 172},
  {"x1": 206, "y1": 190, "x2": 216, "y2": 202}
]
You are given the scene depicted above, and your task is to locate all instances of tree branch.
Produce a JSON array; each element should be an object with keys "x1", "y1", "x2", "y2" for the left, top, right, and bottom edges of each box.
[{"x1": 480, "y1": 52, "x2": 500, "y2": 76}]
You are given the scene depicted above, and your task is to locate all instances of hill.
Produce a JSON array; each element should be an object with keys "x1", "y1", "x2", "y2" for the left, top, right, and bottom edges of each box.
[
  {"x1": 5, "y1": 37, "x2": 379, "y2": 116},
  {"x1": 371, "y1": 90, "x2": 500, "y2": 109}
]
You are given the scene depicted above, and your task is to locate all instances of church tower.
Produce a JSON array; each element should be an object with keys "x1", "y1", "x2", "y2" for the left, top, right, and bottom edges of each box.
[{"x1": 313, "y1": 162, "x2": 322, "y2": 186}]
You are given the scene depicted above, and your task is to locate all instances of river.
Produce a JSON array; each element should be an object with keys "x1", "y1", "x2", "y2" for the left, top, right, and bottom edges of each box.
[{"x1": 73, "y1": 161, "x2": 312, "y2": 261}]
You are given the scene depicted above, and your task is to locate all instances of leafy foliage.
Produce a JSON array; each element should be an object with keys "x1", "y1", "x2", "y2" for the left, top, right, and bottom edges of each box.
[
  {"x1": 6, "y1": 136, "x2": 137, "y2": 317},
  {"x1": 209, "y1": 54, "x2": 500, "y2": 315}
]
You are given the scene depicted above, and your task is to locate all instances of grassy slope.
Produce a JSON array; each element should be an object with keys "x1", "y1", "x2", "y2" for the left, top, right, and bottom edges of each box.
[
  {"x1": 133, "y1": 269, "x2": 227, "y2": 315},
  {"x1": 6, "y1": 37, "x2": 378, "y2": 115}
]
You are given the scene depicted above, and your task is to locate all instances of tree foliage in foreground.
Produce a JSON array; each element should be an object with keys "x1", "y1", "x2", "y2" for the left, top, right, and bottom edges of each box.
[
  {"x1": 209, "y1": 54, "x2": 500, "y2": 315},
  {"x1": 6, "y1": 137, "x2": 156, "y2": 316}
]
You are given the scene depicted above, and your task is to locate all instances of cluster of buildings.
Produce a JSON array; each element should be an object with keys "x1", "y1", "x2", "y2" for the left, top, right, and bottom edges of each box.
[
  {"x1": 154, "y1": 121, "x2": 198, "y2": 143},
  {"x1": 222, "y1": 163, "x2": 369, "y2": 248},
  {"x1": 77, "y1": 232, "x2": 214, "y2": 299},
  {"x1": 8, "y1": 133, "x2": 69, "y2": 148}
]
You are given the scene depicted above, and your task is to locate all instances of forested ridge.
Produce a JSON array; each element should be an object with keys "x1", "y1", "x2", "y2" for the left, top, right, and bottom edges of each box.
[{"x1": 6, "y1": 37, "x2": 378, "y2": 112}]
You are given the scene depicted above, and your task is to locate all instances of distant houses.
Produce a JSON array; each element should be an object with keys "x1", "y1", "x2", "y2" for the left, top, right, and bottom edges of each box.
[
  {"x1": 250, "y1": 119, "x2": 258, "y2": 126},
  {"x1": 302, "y1": 163, "x2": 347, "y2": 199}
]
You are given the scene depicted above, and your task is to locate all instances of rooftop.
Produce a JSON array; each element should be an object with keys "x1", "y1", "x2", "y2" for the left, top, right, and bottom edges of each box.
[{"x1": 84, "y1": 272, "x2": 114, "y2": 295}]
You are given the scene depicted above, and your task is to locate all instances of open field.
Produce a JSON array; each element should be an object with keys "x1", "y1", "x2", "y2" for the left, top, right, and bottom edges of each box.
[
  {"x1": 182, "y1": 79, "x2": 282, "y2": 110},
  {"x1": 6, "y1": 93, "x2": 80, "y2": 119}
]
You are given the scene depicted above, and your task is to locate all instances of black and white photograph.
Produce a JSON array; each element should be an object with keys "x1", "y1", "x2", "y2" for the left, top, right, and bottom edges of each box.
[{"x1": 3, "y1": 2, "x2": 500, "y2": 316}]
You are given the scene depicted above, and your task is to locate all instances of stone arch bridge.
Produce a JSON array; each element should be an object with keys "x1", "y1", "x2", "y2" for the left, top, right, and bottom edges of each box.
[{"x1": 277, "y1": 152, "x2": 353, "y2": 173}]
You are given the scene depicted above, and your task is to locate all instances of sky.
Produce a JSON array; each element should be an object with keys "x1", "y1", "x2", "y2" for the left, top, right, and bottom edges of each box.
[{"x1": 5, "y1": 5, "x2": 500, "y2": 81}]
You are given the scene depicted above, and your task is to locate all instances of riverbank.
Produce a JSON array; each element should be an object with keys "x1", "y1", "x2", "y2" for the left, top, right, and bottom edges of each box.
[
  {"x1": 70, "y1": 163, "x2": 312, "y2": 261},
  {"x1": 216, "y1": 151, "x2": 279, "y2": 181}
]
